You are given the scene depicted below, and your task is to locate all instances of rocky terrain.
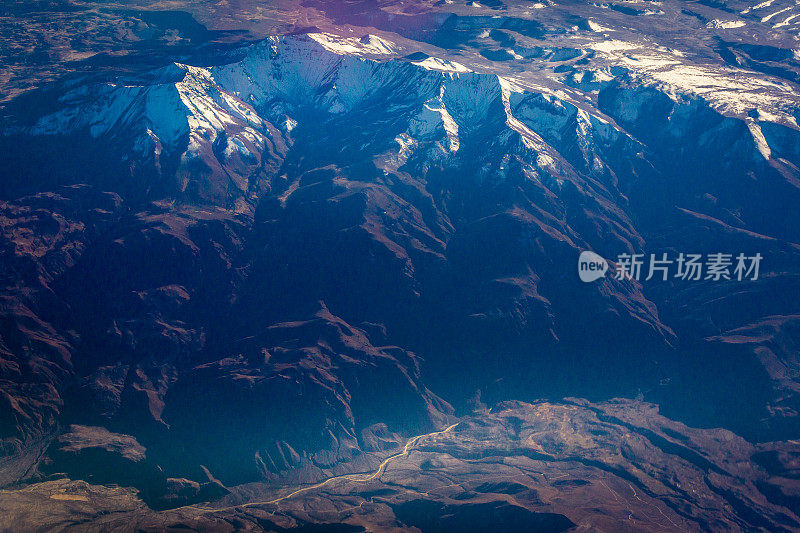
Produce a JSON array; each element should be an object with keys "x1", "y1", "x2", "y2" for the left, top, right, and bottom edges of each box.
[
  {"x1": 1, "y1": 0, "x2": 800, "y2": 530},
  {"x1": 5, "y1": 400, "x2": 800, "y2": 531}
]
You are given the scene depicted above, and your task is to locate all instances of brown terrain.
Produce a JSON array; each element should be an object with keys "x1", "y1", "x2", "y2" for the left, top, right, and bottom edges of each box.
[{"x1": 1, "y1": 0, "x2": 800, "y2": 530}]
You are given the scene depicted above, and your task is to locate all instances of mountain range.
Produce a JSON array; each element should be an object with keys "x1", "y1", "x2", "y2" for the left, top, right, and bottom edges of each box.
[{"x1": 1, "y1": 0, "x2": 800, "y2": 530}]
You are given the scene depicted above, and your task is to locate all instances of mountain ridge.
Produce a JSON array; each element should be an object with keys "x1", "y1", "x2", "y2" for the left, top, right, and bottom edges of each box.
[{"x1": 2, "y1": 2, "x2": 800, "y2": 530}]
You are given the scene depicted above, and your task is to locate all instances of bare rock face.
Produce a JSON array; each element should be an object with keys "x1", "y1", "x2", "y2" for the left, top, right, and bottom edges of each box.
[{"x1": 52, "y1": 425, "x2": 146, "y2": 462}]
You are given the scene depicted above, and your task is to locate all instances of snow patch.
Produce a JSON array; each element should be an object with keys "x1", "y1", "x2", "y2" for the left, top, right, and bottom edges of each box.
[
  {"x1": 747, "y1": 120, "x2": 772, "y2": 160},
  {"x1": 412, "y1": 57, "x2": 472, "y2": 73},
  {"x1": 590, "y1": 40, "x2": 636, "y2": 53},
  {"x1": 706, "y1": 19, "x2": 746, "y2": 29},
  {"x1": 307, "y1": 33, "x2": 397, "y2": 56},
  {"x1": 587, "y1": 20, "x2": 615, "y2": 32}
]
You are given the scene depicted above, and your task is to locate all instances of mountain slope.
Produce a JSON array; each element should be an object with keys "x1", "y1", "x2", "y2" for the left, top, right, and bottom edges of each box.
[{"x1": 1, "y1": 1, "x2": 800, "y2": 529}]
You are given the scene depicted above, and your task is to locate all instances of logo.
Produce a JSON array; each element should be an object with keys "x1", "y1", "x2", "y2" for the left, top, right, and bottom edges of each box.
[
  {"x1": 577, "y1": 251, "x2": 763, "y2": 283},
  {"x1": 578, "y1": 251, "x2": 608, "y2": 282}
]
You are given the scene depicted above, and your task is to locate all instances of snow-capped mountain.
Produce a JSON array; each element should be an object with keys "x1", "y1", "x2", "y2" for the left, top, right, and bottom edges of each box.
[{"x1": 13, "y1": 29, "x2": 799, "y2": 209}]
